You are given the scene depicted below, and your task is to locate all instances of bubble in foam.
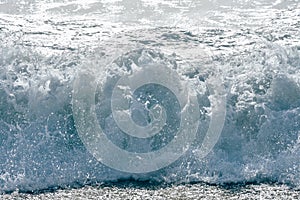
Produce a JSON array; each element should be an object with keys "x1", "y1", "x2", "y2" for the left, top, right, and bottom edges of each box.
[{"x1": 72, "y1": 46, "x2": 226, "y2": 173}]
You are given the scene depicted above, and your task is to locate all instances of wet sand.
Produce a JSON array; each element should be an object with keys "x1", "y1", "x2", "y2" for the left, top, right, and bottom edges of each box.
[{"x1": 2, "y1": 182, "x2": 300, "y2": 200}]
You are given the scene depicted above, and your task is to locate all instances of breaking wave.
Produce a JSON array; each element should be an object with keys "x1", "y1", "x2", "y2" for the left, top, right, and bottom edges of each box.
[
  {"x1": 0, "y1": 0, "x2": 300, "y2": 193},
  {"x1": 0, "y1": 26, "x2": 299, "y2": 193}
]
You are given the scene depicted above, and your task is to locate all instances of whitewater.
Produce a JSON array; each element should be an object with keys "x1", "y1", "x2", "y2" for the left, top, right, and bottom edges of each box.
[{"x1": 0, "y1": 0, "x2": 300, "y2": 195}]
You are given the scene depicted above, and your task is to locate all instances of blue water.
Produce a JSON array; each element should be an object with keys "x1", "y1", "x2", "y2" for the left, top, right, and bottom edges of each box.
[{"x1": 0, "y1": 0, "x2": 300, "y2": 193}]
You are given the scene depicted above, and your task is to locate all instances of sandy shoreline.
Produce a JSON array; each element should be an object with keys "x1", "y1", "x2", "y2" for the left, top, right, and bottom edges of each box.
[{"x1": 2, "y1": 182, "x2": 300, "y2": 200}]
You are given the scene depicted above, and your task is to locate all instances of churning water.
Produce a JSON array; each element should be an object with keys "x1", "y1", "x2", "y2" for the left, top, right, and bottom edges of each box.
[{"x1": 0, "y1": 0, "x2": 300, "y2": 193}]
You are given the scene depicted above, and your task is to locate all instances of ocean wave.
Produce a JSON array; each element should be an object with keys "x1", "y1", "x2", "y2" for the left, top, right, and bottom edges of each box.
[{"x1": 0, "y1": 25, "x2": 299, "y2": 193}]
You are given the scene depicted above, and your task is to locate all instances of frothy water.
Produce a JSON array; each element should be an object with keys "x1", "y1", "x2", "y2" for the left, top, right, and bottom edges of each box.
[{"x1": 0, "y1": 0, "x2": 300, "y2": 193}]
